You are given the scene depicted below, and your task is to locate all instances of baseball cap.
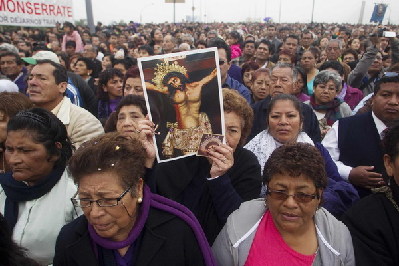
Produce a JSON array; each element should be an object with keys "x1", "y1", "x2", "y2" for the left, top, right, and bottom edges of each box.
[{"x1": 22, "y1": 51, "x2": 60, "y2": 65}]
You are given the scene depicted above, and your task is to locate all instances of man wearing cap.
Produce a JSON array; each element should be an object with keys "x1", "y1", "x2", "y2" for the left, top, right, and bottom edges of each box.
[
  {"x1": 0, "y1": 52, "x2": 28, "y2": 93},
  {"x1": 322, "y1": 74, "x2": 399, "y2": 198},
  {"x1": 27, "y1": 59, "x2": 103, "y2": 149},
  {"x1": 22, "y1": 51, "x2": 98, "y2": 116}
]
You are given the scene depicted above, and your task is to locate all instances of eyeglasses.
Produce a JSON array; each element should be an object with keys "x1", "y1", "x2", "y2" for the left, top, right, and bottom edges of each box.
[
  {"x1": 71, "y1": 187, "x2": 131, "y2": 208},
  {"x1": 219, "y1": 59, "x2": 226, "y2": 66},
  {"x1": 266, "y1": 189, "x2": 319, "y2": 203}
]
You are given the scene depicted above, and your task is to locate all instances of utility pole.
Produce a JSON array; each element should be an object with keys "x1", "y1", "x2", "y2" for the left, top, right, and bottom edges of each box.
[
  {"x1": 358, "y1": 1, "x2": 365, "y2": 24},
  {"x1": 192, "y1": 0, "x2": 195, "y2": 22},
  {"x1": 278, "y1": 0, "x2": 281, "y2": 23},
  {"x1": 85, "y1": 0, "x2": 95, "y2": 33},
  {"x1": 173, "y1": 0, "x2": 176, "y2": 23},
  {"x1": 311, "y1": 0, "x2": 315, "y2": 24}
]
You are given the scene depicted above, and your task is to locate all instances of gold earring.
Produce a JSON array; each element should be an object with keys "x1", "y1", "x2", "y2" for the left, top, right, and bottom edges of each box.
[{"x1": 137, "y1": 197, "x2": 143, "y2": 204}]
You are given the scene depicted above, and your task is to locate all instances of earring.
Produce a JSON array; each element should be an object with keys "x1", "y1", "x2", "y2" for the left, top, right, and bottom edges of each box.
[{"x1": 137, "y1": 197, "x2": 143, "y2": 204}]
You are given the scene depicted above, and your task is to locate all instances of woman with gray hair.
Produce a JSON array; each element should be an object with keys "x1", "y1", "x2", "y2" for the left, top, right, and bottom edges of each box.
[{"x1": 305, "y1": 70, "x2": 352, "y2": 138}]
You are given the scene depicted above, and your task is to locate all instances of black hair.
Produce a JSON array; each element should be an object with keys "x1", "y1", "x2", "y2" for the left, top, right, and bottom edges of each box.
[
  {"x1": 283, "y1": 34, "x2": 300, "y2": 43},
  {"x1": 263, "y1": 143, "x2": 327, "y2": 191},
  {"x1": 7, "y1": 108, "x2": 73, "y2": 168},
  {"x1": 374, "y1": 74, "x2": 399, "y2": 95},
  {"x1": 98, "y1": 68, "x2": 124, "y2": 100},
  {"x1": 256, "y1": 39, "x2": 273, "y2": 53},
  {"x1": 196, "y1": 40, "x2": 207, "y2": 48},
  {"x1": 63, "y1": 21, "x2": 75, "y2": 30},
  {"x1": 112, "y1": 58, "x2": 136, "y2": 70},
  {"x1": 208, "y1": 37, "x2": 231, "y2": 62},
  {"x1": 65, "y1": 40, "x2": 76, "y2": 49},
  {"x1": 383, "y1": 122, "x2": 399, "y2": 161},
  {"x1": 35, "y1": 59, "x2": 68, "y2": 84},
  {"x1": 265, "y1": 94, "x2": 304, "y2": 128},
  {"x1": 162, "y1": 71, "x2": 190, "y2": 100},
  {"x1": 138, "y1": 44, "x2": 154, "y2": 56},
  {"x1": 301, "y1": 29, "x2": 312, "y2": 38},
  {"x1": 0, "y1": 213, "x2": 40, "y2": 266},
  {"x1": 116, "y1": 94, "x2": 148, "y2": 117},
  {"x1": 244, "y1": 39, "x2": 255, "y2": 46},
  {"x1": 75, "y1": 57, "x2": 96, "y2": 77},
  {"x1": 295, "y1": 66, "x2": 308, "y2": 94},
  {"x1": 342, "y1": 49, "x2": 359, "y2": 61},
  {"x1": 0, "y1": 52, "x2": 23, "y2": 65},
  {"x1": 319, "y1": 60, "x2": 344, "y2": 76}
]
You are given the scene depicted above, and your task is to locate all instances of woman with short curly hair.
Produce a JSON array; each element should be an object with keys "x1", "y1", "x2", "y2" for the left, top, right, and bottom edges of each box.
[{"x1": 213, "y1": 143, "x2": 355, "y2": 266}]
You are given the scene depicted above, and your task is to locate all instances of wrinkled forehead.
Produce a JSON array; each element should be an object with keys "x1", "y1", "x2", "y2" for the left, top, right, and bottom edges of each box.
[{"x1": 272, "y1": 67, "x2": 293, "y2": 78}]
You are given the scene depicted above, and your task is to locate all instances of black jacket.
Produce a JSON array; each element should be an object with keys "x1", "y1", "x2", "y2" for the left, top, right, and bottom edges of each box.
[
  {"x1": 153, "y1": 147, "x2": 262, "y2": 244},
  {"x1": 53, "y1": 208, "x2": 205, "y2": 266},
  {"x1": 342, "y1": 181, "x2": 399, "y2": 266},
  {"x1": 68, "y1": 72, "x2": 98, "y2": 117}
]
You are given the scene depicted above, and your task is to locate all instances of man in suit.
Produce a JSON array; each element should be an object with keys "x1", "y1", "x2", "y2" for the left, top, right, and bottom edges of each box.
[{"x1": 323, "y1": 73, "x2": 399, "y2": 197}]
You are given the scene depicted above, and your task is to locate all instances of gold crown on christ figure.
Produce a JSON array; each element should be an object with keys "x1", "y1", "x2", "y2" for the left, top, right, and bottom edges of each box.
[{"x1": 152, "y1": 60, "x2": 188, "y2": 91}]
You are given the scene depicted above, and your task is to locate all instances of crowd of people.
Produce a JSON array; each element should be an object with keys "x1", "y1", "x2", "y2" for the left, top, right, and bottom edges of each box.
[{"x1": 0, "y1": 19, "x2": 398, "y2": 265}]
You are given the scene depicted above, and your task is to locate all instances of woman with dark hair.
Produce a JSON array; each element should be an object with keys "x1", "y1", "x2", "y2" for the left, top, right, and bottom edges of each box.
[
  {"x1": 0, "y1": 213, "x2": 40, "y2": 266},
  {"x1": 101, "y1": 53, "x2": 113, "y2": 71},
  {"x1": 343, "y1": 123, "x2": 399, "y2": 266},
  {"x1": 241, "y1": 61, "x2": 260, "y2": 88},
  {"x1": 74, "y1": 57, "x2": 97, "y2": 94},
  {"x1": 278, "y1": 49, "x2": 296, "y2": 65},
  {"x1": 104, "y1": 94, "x2": 147, "y2": 133},
  {"x1": 152, "y1": 89, "x2": 262, "y2": 244},
  {"x1": 213, "y1": 143, "x2": 355, "y2": 265},
  {"x1": 293, "y1": 66, "x2": 311, "y2": 102},
  {"x1": 247, "y1": 68, "x2": 270, "y2": 103},
  {"x1": 245, "y1": 94, "x2": 359, "y2": 217},
  {"x1": 0, "y1": 92, "x2": 33, "y2": 174},
  {"x1": 149, "y1": 28, "x2": 163, "y2": 48},
  {"x1": 123, "y1": 66, "x2": 143, "y2": 96},
  {"x1": 0, "y1": 108, "x2": 81, "y2": 265},
  {"x1": 56, "y1": 52, "x2": 69, "y2": 69},
  {"x1": 300, "y1": 47, "x2": 320, "y2": 95},
  {"x1": 68, "y1": 53, "x2": 81, "y2": 72},
  {"x1": 97, "y1": 68, "x2": 124, "y2": 123},
  {"x1": 54, "y1": 133, "x2": 216, "y2": 266}
]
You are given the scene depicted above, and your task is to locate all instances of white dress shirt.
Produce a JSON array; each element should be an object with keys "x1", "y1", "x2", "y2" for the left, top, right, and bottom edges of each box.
[{"x1": 322, "y1": 112, "x2": 387, "y2": 180}]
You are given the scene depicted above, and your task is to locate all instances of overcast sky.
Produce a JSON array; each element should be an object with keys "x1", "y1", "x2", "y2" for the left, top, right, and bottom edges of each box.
[{"x1": 72, "y1": 0, "x2": 398, "y2": 25}]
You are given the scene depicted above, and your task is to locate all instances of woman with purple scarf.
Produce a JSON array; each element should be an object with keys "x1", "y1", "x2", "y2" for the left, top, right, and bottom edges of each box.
[
  {"x1": 53, "y1": 133, "x2": 215, "y2": 266},
  {"x1": 305, "y1": 70, "x2": 352, "y2": 139}
]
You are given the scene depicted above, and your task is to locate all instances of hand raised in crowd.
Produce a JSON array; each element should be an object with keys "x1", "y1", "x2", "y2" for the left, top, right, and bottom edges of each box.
[
  {"x1": 369, "y1": 32, "x2": 380, "y2": 49},
  {"x1": 207, "y1": 143, "x2": 234, "y2": 178},
  {"x1": 136, "y1": 115, "x2": 157, "y2": 168},
  {"x1": 348, "y1": 165, "x2": 385, "y2": 189}
]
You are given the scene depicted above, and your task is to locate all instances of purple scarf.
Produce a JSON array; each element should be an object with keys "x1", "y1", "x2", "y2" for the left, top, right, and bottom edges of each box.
[
  {"x1": 88, "y1": 185, "x2": 216, "y2": 266},
  {"x1": 310, "y1": 95, "x2": 343, "y2": 126}
]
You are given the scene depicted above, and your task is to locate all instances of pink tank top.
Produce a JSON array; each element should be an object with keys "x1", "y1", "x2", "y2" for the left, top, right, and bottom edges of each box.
[{"x1": 244, "y1": 210, "x2": 316, "y2": 266}]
